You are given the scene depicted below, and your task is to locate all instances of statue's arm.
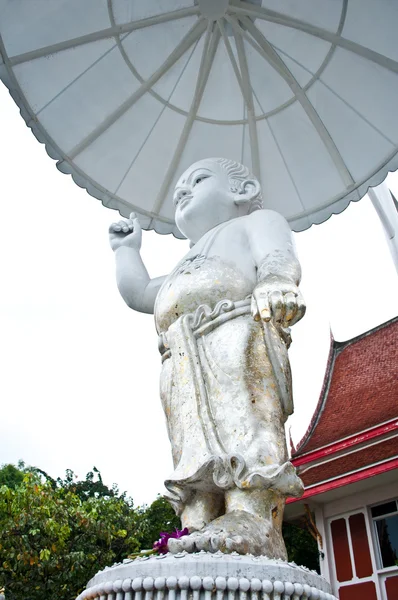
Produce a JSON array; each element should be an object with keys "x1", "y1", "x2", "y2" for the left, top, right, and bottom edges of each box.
[
  {"x1": 246, "y1": 210, "x2": 305, "y2": 327},
  {"x1": 110, "y1": 213, "x2": 166, "y2": 314},
  {"x1": 114, "y1": 246, "x2": 165, "y2": 314}
]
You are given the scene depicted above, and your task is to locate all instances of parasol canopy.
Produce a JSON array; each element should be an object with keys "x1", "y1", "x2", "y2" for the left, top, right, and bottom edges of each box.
[{"x1": 1, "y1": 0, "x2": 398, "y2": 237}]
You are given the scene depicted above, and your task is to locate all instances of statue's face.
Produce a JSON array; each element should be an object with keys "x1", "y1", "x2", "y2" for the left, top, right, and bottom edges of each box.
[{"x1": 173, "y1": 160, "x2": 236, "y2": 239}]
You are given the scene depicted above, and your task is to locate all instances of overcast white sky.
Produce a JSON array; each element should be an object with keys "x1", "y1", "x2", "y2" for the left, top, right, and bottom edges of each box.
[{"x1": 0, "y1": 83, "x2": 397, "y2": 506}]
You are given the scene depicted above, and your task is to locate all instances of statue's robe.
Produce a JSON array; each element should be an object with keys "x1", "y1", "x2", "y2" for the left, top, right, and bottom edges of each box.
[{"x1": 155, "y1": 252, "x2": 303, "y2": 512}]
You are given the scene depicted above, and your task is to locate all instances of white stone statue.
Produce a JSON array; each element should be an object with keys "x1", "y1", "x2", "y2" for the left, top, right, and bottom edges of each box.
[{"x1": 109, "y1": 158, "x2": 305, "y2": 559}]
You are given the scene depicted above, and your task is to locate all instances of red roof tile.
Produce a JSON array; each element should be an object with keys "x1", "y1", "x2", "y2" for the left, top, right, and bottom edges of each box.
[
  {"x1": 299, "y1": 437, "x2": 398, "y2": 487},
  {"x1": 294, "y1": 317, "x2": 398, "y2": 456}
]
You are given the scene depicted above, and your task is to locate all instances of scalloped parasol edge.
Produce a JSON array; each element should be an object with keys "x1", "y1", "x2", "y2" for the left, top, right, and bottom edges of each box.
[{"x1": 1, "y1": 73, "x2": 398, "y2": 240}]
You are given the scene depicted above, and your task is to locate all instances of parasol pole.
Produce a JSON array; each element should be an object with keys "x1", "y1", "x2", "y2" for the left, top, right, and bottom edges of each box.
[{"x1": 368, "y1": 181, "x2": 398, "y2": 273}]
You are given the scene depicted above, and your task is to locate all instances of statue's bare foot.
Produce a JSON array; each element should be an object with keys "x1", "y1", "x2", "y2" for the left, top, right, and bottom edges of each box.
[{"x1": 168, "y1": 510, "x2": 287, "y2": 559}]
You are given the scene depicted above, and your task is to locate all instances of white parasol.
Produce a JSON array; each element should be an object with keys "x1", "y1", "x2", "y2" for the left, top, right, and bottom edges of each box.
[{"x1": 1, "y1": 0, "x2": 398, "y2": 237}]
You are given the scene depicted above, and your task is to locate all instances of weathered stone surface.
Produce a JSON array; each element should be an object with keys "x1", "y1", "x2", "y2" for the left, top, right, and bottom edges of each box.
[
  {"x1": 110, "y1": 158, "x2": 306, "y2": 557},
  {"x1": 77, "y1": 553, "x2": 335, "y2": 600}
]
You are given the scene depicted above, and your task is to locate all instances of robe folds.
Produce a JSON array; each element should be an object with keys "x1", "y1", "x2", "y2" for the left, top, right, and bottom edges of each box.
[{"x1": 155, "y1": 256, "x2": 303, "y2": 511}]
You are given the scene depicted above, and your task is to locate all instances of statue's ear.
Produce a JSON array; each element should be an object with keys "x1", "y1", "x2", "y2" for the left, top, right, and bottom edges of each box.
[{"x1": 234, "y1": 179, "x2": 261, "y2": 206}]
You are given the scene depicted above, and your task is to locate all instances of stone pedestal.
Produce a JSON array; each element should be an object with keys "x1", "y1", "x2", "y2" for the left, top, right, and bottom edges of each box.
[{"x1": 76, "y1": 552, "x2": 336, "y2": 600}]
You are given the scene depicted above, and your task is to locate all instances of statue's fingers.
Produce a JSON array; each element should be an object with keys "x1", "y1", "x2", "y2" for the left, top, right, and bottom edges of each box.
[
  {"x1": 283, "y1": 292, "x2": 298, "y2": 326},
  {"x1": 269, "y1": 290, "x2": 284, "y2": 324},
  {"x1": 114, "y1": 220, "x2": 126, "y2": 233},
  {"x1": 128, "y1": 213, "x2": 143, "y2": 240},
  {"x1": 130, "y1": 221, "x2": 143, "y2": 245},
  {"x1": 116, "y1": 220, "x2": 129, "y2": 233},
  {"x1": 251, "y1": 294, "x2": 260, "y2": 321},
  {"x1": 118, "y1": 218, "x2": 134, "y2": 232},
  {"x1": 289, "y1": 298, "x2": 306, "y2": 326},
  {"x1": 109, "y1": 223, "x2": 121, "y2": 233},
  {"x1": 255, "y1": 290, "x2": 271, "y2": 322},
  {"x1": 133, "y1": 218, "x2": 142, "y2": 233},
  {"x1": 129, "y1": 212, "x2": 142, "y2": 228}
]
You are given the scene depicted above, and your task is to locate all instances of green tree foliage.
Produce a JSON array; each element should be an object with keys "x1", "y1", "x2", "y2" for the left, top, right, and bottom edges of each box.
[
  {"x1": 136, "y1": 495, "x2": 181, "y2": 550},
  {"x1": 283, "y1": 522, "x2": 320, "y2": 572},
  {"x1": 57, "y1": 467, "x2": 120, "y2": 501},
  {"x1": 0, "y1": 463, "x2": 319, "y2": 599},
  {"x1": 0, "y1": 466, "x2": 140, "y2": 600},
  {"x1": 0, "y1": 462, "x2": 25, "y2": 490}
]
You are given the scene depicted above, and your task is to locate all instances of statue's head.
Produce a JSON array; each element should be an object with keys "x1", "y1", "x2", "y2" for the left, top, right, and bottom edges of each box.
[{"x1": 173, "y1": 157, "x2": 263, "y2": 241}]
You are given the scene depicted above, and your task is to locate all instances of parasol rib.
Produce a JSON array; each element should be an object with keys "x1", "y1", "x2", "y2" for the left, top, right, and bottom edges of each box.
[
  {"x1": 217, "y1": 20, "x2": 248, "y2": 104},
  {"x1": 217, "y1": 19, "x2": 249, "y2": 169},
  {"x1": 227, "y1": 15, "x2": 354, "y2": 188},
  {"x1": 67, "y1": 19, "x2": 207, "y2": 161},
  {"x1": 8, "y1": 7, "x2": 200, "y2": 66},
  {"x1": 106, "y1": 0, "x2": 199, "y2": 125},
  {"x1": 267, "y1": 118, "x2": 308, "y2": 216},
  {"x1": 270, "y1": 42, "x2": 396, "y2": 148},
  {"x1": 232, "y1": 28, "x2": 261, "y2": 182},
  {"x1": 229, "y1": 1, "x2": 398, "y2": 75},
  {"x1": 240, "y1": 104, "x2": 247, "y2": 165},
  {"x1": 245, "y1": 74, "x2": 308, "y2": 215},
  {"x1": 36, "y1": 34, "x2": 128, "y2": 116},
  {"x1": 152, "y1": 24, "x2": 221, "y2": 215},
  {"x1": 113, "y1": 39, "x2": 200, "y2": 197}
]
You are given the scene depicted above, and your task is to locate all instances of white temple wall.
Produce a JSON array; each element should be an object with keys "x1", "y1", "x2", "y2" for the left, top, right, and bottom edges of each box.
[{"x1": 313, "y1": 480, "x2": 398, "y2": 600}]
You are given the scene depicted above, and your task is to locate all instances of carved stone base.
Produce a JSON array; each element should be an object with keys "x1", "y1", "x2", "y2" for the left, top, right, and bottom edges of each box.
[{"x1": 76, "y1": 552, "x2": 336, "y2": 600}]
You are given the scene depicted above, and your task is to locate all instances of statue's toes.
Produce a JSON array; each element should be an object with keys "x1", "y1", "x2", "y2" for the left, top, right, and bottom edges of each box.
[
  {"x1": 223, "y1": 535, "x2": 246, "y2": 554},
  {"x1": 168, "y1": 538, "x2": 183, "y2": 553},
  {"x1": 231, "y1": 535, "x2": 246, "y2": 553},
  {"x1": 180, "y1": 535, "x2": 195, "y2": 552},
  {"x1": 224, "y1": 537, "x2": 234, "y2": 552},
  {"x1": 195, "y1": 533, "x2": 211, "y2": 552},
  {"x1": 206, "y1": 533, "x2": 229, "y2": 553},
  {"x1": 209, "y1": 534, "x2": 221, "y2": 552}
]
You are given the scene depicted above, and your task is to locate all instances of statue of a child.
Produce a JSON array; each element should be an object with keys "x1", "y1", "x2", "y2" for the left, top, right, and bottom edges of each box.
[{"x1": 109, "y1": 158, "x2": 305, "y2": 558}]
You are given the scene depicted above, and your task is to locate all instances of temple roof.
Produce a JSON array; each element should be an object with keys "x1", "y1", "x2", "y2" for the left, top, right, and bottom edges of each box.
[{"x1": 293, "y1": 317, "x2": 398, "y2": 458}]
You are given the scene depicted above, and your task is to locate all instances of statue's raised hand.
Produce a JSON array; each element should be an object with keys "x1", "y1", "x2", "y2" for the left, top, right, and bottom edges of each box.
[
  {"x1": 251, "y1": 278, "x2": 306, "y2": 328},
  {"x1": 109, "y1": 212, "x2": 142, "y2": 252}
]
